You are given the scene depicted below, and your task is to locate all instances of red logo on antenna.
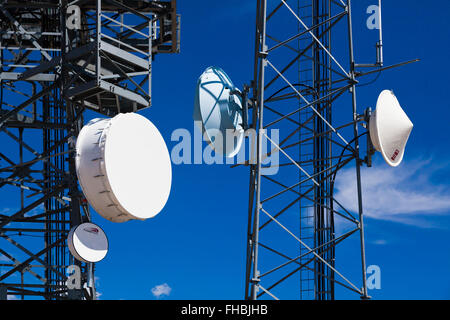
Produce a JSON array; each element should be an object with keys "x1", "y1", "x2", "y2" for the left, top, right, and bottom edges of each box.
[
  {"x1": 84, "y1": 227, "x2": 99, "y2": 235},
  {"x1": 391, "y1": 149, "x2": 400, "y2": 161}
]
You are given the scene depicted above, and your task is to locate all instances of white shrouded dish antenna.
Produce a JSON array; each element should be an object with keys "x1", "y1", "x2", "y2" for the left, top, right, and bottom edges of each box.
[
  {"x1": 76, "y1": 113, "x2": 172, "y2": 223},
  {"x1": 369, "y1": 90, "x2": 413, "y2": 167},
  {"x1": 194, "y1": 66, "x2": 244, "y2": 158},
  {"x1": 67, "y1": 222, "x2": 108, "y2": 263}
]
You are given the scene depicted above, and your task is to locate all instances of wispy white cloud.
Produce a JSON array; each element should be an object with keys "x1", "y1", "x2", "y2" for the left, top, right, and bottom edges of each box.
[
  {"x1": 0, "y1": 204, "x2": 44, "y2": 218},
  {"x1": 371, "y1": 239, "x2": 388, "y2": 245},
  {"x1": 24, "y1": 204, "x2": 45, "y2": 218},
  {"x1": 80, "y1": 276, "x2": 102, "y2": 300},
  {"x1": 151, "y1": 283, "x2": 172, "y2": 299},
  {"x1": 0, "y1": 254, "x2": 10, "y2": 262},
  {"x1": 94, "y1": 276, "x2": 102, "y2": 300},
  {"x1": 334, "y1": 158, "x2": 450, "y2": 227},
  {"x1": 92, "y1": 276, "x2": 102, "y2": 300}
]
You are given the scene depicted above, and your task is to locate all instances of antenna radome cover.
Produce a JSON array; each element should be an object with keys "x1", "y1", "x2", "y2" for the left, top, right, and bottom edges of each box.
[
  {"x1": 76, "y1": 113, "x2": 172, "y2": 222},
  {"x1": 369, "y1": 90, "x2": 413, "y2": 167},
  {"x1": 67, "y1": 222, "x2": 108, "y2": 263},
  {"x1": 194, "y1": 66, "x2": 244, "y2": 158}
]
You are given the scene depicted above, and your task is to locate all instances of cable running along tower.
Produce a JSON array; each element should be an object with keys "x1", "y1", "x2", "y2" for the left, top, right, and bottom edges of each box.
[{"x1": 0, "y1": 0, "x2": 179, "y2": 300}]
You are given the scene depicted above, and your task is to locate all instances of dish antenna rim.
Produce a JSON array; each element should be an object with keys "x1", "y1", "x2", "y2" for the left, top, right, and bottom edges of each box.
[
  {"x1": 369, "y1": 89, "x2": 413, "y2": 167},
  {"x1": 67, "y1": 222, "x2": 109, "y2": 263},
  {"x1": 194, "y1": 66, "x2": 245, "y2": 158}
]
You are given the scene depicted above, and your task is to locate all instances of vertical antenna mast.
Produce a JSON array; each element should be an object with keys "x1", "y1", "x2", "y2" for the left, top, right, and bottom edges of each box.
[
  {"x1": 377, "y1": 0, "x2": 383, "y2": 66},
  {"x1": 245, "y1": 0, "x2": 372, "y2": 300}
]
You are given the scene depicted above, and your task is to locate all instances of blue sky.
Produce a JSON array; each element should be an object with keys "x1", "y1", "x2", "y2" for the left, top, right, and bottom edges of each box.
[{"x1": 2, "y1": 0, "x2": 450, "y2": 300}]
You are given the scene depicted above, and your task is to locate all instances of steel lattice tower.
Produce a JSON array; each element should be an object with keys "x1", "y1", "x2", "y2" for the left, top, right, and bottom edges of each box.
[
  {"x1": 244, "y1": 0, "x2": 376, "y2": 300},
  {"x1": 0, "y1": 0, "x2": 179, "y2": 300}
]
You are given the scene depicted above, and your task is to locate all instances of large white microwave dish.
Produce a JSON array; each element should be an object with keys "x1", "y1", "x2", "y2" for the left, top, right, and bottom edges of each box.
[
  {"x1": 369, "y1": 90, "x2": 413, "y2": 167},
  {"x1": 75, "y1": 113, "x2": 172, "y2": 222},
  {"x1": 67, "y1": 222, "x2": 108, "y2": 263},
  {"x1": 194, "y1": 66, "x2": 244, "y2": 158}
]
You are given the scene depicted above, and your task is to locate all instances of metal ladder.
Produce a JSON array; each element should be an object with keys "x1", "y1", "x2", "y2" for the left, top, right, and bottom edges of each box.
[{"x1": 297, "y1": 0, "x2": 316, "y2": 301}]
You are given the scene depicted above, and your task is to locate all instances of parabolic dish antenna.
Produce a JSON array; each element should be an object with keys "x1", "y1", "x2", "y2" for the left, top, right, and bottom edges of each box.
[
  {"x1": 369, "y1": 90, "x2": 413, "y2": 167},
  {"x1": 67, "y1": 222, "x2": 108, "y2": 263},
  {"x1": 194, "y1": 66, "x2": 244, "y2": 158},
  {"x1": 76, "y1": 113, "x2": 172, "y2": 223}
]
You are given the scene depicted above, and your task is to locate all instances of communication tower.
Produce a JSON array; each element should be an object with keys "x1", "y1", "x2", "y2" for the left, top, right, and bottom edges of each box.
[
  {"x1": 0, "y1": 0, "x2": 179, "y2": 300},
  {"x1": 243, "y1": 0, "x2": 415, "y2": 300}
]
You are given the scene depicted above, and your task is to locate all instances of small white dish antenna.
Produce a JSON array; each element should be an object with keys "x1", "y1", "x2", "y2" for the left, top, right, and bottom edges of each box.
[
  {"x1": 194, "y1": 66, "x2": 244, "y2": 158},
  {"x1": 67, "y1": 222, "x2": 108, "y2": 263},
  {"x1": 369, "y1": 90, "x2": 413, "y2": 167},
  {"x1": 76, "y1": 113, "x2": 172, "y2": 222}
]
